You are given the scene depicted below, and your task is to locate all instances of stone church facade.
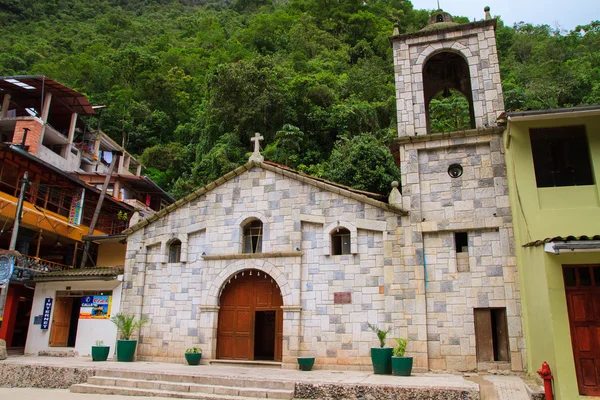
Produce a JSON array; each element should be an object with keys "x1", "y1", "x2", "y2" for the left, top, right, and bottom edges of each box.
[
  {"x1": 120, "y1": 9, "x2": 526, "y2": 372},
  {"x1": 121, "y1": 161, "x2": 412, "y2": 369}
]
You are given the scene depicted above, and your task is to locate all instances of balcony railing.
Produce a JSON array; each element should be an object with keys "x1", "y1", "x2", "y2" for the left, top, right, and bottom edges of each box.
[{"x1": 17, "y1": 254, "x2": 73, "y2": 272}]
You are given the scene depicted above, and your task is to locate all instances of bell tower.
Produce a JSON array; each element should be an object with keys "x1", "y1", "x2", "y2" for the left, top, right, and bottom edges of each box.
[
  {"x1": 389, "y1": 8, "x2": 525, "y2": 373},
  {"x1": 391, "y1": 7, "x2": 504, "y2": 136}
]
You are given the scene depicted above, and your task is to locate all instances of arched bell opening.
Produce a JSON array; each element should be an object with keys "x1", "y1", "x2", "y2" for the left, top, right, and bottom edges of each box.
[
  {"x1": 423, "y1": 51, "x2": 475, "y2": 134},
  {"x1": 427, "y1": 88, "x2": 473, "y2": 134},
  {"x1": 217, "y1": 269, "x2": 283, "y2": 361}
]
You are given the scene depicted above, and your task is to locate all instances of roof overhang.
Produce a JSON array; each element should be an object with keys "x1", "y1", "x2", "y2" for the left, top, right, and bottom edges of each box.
[
  {"x1": 0, "y1": 75, "x2": 96, "y2": 116},
  {"x1": 544, "y1": 241, "x2": 600, "y2": 255},
  {"x1": 81, "y1": 234, "x2": 128, "y2": 244},
  {"x1": 507, "y1": 105, "x2": 600, "y2": 122}
]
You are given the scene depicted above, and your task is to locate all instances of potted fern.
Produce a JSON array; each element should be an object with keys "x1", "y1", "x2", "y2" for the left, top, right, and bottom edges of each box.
[
  {"x1": 367, "y1": 323, "x2": 392, "y2": 374},
  {"x1": 185, "y1": 347, "x2": 202, "y2": 365},
  {"x1": 391, "y1": 338, "x2": 413, "y2": 376},
  {"x1": 91, "y1": 340, "x2": 110, "y2": 362},
  {"x1": 111, "y1": 313, "x2": 148, "y2": 362}
]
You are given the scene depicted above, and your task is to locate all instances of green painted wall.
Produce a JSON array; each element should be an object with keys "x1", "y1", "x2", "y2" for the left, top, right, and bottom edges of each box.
[{"x1": 505, "y1": 112, "x2": 600, "y2": 400}]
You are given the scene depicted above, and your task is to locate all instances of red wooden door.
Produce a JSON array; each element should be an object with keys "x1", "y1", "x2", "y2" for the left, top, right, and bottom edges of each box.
[
  {"x1": 564, "y1": 266, "x2": 600, "y2": 396},
  {"x1": 217, "y1": 270, "x2": 283, "y2": 361}
]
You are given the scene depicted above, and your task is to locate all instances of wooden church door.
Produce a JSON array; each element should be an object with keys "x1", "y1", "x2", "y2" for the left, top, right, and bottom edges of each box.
[
  {"x1": 217, "y1": 269, "x2": 283, "y2": 361},
  {"x1": 564, "y1": 266, "x2": 600, "y2": 396}
]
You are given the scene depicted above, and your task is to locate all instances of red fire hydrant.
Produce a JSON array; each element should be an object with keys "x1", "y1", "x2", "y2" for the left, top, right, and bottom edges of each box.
[{"x1": 537, "y1": 361, "x2": 554, "y2": 400}]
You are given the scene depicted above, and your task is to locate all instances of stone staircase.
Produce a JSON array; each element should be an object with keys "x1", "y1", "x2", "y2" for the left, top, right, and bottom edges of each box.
[{"x1": 70, "y1": 369, "x2": 296, "y2": 400}]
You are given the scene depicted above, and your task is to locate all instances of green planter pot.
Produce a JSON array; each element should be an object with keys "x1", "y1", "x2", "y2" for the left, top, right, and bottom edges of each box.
[
  {"x1": 185, "y1": 353, "x2": 202, "y2": 365},
  {"x1": 391, "y1": 356, "x2": 413, "y2": 376},
  {"x1": 91, "y1": 346, "x2": 110, "y2": 361},
  {"x1": 370, "y1": 348, "x2": 393, "y2": 375},
  {"x1": 297, "y1": 357, "x2": 315, "y2": 371},
  {"x1": 116, "y1": 340, "x2": 137, "y2": 362}
]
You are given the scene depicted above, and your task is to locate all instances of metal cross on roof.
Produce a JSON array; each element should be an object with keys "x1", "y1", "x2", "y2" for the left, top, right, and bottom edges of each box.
[{"x1": 249, "y1": 132, "x2": 264, "y2": 162}]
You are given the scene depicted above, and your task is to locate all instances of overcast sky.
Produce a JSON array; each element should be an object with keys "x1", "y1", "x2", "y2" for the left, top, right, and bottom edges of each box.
[{"x1": 410, "y1": 0, "x2": 598, "y2": 31}]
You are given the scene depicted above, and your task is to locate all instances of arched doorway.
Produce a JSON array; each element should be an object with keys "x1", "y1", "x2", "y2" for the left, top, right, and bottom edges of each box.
[{"x1": 217, "y1": 269, "x2": 283, "y2": 361}]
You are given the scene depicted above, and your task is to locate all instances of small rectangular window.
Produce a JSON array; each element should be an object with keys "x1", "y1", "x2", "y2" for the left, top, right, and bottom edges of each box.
[
  {"x1": 455, "y1": 232, "x2": 469, "y2": 272},
  {"x1": 530, "y1": 126, "x2": 594, "y2": 188},
  {"x1": 454, "y1": 232, "x2": 468, "y2": 253}
]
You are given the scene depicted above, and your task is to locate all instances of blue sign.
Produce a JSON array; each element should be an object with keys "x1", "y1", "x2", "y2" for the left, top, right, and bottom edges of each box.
[{"x1": 41, "y1": 298, "x2": 52, "y2": 330}]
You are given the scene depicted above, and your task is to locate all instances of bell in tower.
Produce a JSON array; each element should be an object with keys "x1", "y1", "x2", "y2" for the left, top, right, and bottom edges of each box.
[{"x1": 390, "y1": 7, "x2": 504, "y2": 136}]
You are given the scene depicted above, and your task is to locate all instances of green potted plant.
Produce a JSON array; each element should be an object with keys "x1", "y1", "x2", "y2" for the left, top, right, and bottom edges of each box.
[
  {"x1": 110, "y1": 313, "x2": 148, "y2": 362},
  {"x1": 391, "y1": 338, "x2": 413, "y2": 376},
  {"x1": 185, "y1": 347, "x2": 202, "y2": 365},
  {"x1": 297, "y1": 356, "x2": 315, "y2": 371},
  {"x1": 367, "y1": 323, "x2": 392, "y2": 374},
  {"x1": 91, "y1": 340, "x2": 110, "y2": 362}
]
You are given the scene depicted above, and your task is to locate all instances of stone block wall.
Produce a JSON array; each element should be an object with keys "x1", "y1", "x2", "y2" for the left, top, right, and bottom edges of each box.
[
  {"x1": 392, "y1": 22, "x2": 504, "y2": 136},
  {"x1": 121, "y1": 166, "x2": 414, "y2": 368},
  {"x1": 396, "y1": 131, "x2": 525, "y2": 372}
]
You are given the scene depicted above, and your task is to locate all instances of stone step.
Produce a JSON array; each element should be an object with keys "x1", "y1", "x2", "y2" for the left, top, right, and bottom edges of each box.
[
  {"x1": 95, "y1": 370, "x2": 295, "y2": 391},
  {"x1": 71, "y1": 383, "x2": 275, "y2": 400},
  {"x1": 86, "y1": 376, "x2": 294, "y2": 399},
  {"x1": 209, "y1": 360, "x2": 282, "y2": 369}
]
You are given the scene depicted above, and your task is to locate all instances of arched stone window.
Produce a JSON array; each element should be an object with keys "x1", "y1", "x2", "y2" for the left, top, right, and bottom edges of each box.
[
  {"x1": 331, "y1": 228, "x2": 351, "y2": 255},
  {"x1": 168, "y1": 239, "x2": 182, "y2": 263},
  {"x1": 243, "y1": 219, "x2": 263, "y2": 254}
]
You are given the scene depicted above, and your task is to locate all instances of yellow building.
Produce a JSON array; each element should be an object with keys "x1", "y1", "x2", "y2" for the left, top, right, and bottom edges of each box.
[{"x1": 504, "y1": 106, "x2": 600, "y2": 399}]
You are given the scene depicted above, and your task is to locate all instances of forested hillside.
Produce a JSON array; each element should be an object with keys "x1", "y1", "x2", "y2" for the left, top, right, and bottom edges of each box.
[{"x1": 1, "y1": 0, "x2": 598, "y2": 196}]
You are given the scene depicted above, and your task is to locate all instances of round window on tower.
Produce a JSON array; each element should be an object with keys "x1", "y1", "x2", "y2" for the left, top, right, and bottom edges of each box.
[
  {"x1": 436, "y1": 14, "x2": 444, "y2": 23},
  {"x1": 448, "y1": 164, "x2": 463, "y2": 178}
]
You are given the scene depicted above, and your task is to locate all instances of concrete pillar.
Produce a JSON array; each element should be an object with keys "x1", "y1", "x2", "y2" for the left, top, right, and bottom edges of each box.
[
  {"x1": 67, "y1": 113, "x2": 78, "y2": 143},
  {"x1": 136, "y1": 164, "x2": 142, "y2": 176},
  {"x1": 1, "y1": 94, "x2": 11, "y2": 118},
  {"x1": 61, "y1": 113, "x2": 79, "y2": 158},
  {"x1": 113, "y1": 179, "x2": 121, "y2": 199},
  {"x1": 117, "y1": 153, "x2": 125, "y2": 174},
  {"x1": 41, "y1": 92, "x2": 52, "y2": 123},
  {"x1": 39, "y1": 92, "x2": 53, "y2": 147},
  {"x1": 93, "y1": 138, "x2": 101, "y2": 161},
  {"x1": 123, "y1": 155, "x2": 131, "y2": 175}
]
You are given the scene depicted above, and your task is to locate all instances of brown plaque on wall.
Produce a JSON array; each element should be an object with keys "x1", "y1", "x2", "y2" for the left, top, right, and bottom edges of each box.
[{"x1": 334, "y1": 292, "x2": 352, "y2": 304}]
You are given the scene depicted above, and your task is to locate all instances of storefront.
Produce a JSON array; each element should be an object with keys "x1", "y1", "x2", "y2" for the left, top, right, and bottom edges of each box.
[{"x1": 24, "y1": 267, "x2": 123, "y2": 358}]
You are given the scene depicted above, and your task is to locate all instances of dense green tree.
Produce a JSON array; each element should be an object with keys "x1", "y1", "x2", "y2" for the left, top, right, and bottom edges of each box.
[
  {"x1": 323, "y1": 134, "x2": 401, "y2": 195},
  {"x1": 0, "y1": 0, "x2": 597, "y2": 198}
]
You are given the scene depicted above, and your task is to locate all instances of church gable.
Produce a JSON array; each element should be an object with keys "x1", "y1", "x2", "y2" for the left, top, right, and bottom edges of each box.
[
  {"x1": 121, "y1": 162, "x2": 412, "y2": 365},
  {"x1": 134, "y1": 164, "x2": 401, "y2": 257}
]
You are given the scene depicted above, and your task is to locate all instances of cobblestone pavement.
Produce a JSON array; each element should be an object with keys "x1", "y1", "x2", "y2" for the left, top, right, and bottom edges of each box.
[
  {"x1": 466, "y1": 374, "x2": 532, "y2": 400},
  {"x1": 484, "y1": 375, "x2": 531, "y2": 400}
]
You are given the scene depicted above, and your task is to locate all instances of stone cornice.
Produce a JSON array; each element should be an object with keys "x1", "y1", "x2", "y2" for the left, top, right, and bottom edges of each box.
[
  {"x1": 389, "y1": 19, "x2": 497, "y2": 43},
  {"x1": 201, "y1": 251, "x2": 304, "y2": 261},
  {"x1": 394, "y1": 126, "x2": 504, "y2": 146}
]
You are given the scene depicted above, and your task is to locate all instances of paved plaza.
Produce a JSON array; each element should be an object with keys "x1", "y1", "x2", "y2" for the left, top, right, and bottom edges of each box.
[{"x1": 0, "y1": 356, "x2": 540, "y2": 399}]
